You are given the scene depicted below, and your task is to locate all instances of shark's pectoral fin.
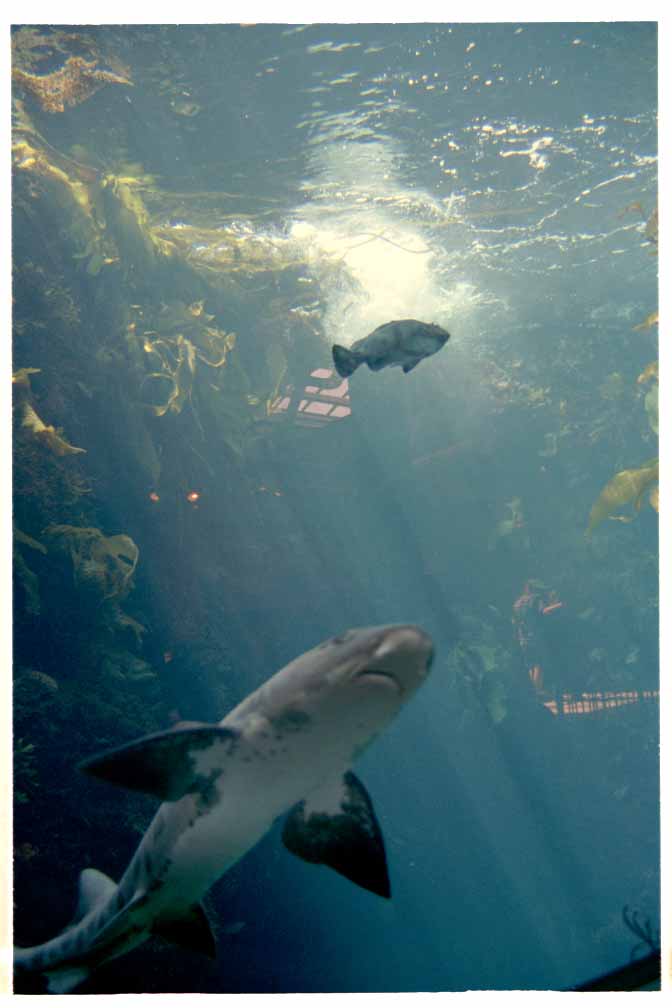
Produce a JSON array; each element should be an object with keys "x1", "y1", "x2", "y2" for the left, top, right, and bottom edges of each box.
[
  {"x1": 402, "y1": 359, "x2": 420, "y2": 373},
  {"x1": 153, "y1": 903, "x2": 217, "y2": 959},
  {"x1": 282, "y1": 771, "x2": 391, "y2": 899},
  {"x1": 78, "y1": 725, "x2": 240, "y2": 801}
]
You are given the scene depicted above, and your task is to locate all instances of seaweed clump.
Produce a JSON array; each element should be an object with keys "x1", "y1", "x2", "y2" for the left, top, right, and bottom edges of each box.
[
  {"x1": 586, "y1": 459, "x2": 658, "y2": 537},
  {"x1": 12, "y1": 26, "x2": 132, "y2": 113},
  {"x1": 44, "y1": 524, "x2": 139, "y2": 602}
]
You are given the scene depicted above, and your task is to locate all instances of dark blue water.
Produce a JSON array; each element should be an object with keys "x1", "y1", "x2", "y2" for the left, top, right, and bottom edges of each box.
[{"x1": 12, "y1": 22, "x2": 658, "y2": 992}]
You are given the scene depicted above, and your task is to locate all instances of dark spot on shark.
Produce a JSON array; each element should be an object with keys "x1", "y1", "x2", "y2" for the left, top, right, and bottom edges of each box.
[{"x1": 269, "y1": 709, "x2": 311, "y2": 734}]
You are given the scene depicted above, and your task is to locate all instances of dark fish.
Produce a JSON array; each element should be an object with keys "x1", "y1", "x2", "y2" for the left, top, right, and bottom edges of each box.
[{"x1": 331, "y1": 319, "x2": 450, "y2": 378}]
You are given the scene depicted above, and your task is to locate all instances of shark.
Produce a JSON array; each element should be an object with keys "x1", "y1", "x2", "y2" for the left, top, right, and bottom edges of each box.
[{"x1": 14, "y1": 623, "x2": 434, "y2": 993}]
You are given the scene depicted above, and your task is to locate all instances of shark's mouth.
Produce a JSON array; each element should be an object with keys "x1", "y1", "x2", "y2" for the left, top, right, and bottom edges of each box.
[{"x1": 353, "y1": 668, "x2": 402, "y2": 693}]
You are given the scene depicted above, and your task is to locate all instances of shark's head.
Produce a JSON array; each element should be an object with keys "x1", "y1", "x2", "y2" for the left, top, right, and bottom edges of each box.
[
  {"x1": 332, "y1": 624, "x2": 434, "y2": 697},
  {"x1": 243, "y1": 625, "x2": 434, "y2": 758}
]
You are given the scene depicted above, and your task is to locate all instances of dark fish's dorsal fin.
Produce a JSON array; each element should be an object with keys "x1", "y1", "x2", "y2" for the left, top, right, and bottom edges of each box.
[
  {"x1": 282, "y1": 771, "x2": 390, "y2": 898},
  {"x1": 152, "y1": 902, "x2": 217, "y2": 958},
  {"x1": 78, "y1": 725, "x2": 239, "y2": 801}
]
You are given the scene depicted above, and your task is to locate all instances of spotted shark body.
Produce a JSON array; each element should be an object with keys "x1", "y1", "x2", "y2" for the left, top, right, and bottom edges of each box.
[{"x1": 14, "y1": 624, "x2": 434, "y2": 993}]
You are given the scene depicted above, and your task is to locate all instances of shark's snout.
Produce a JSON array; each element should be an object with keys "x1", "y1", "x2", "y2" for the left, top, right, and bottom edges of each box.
[{"x1": 352, "y1": 625, "x2": 434, "y2": 695}]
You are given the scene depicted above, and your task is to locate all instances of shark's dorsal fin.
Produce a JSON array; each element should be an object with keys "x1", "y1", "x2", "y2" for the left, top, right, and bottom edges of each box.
[
  {"x1": 282, "y1": 771, "x2": 390, "y2": 899},
  {"x1": 78, "y1": 725, "x2": 239, "y2": 801},
  {"x1": 152, "y1": 902, "x2": 217, "y2": 958},
  {"x1": 68, "y1": 868, "x2": 117, "y2": 929}
]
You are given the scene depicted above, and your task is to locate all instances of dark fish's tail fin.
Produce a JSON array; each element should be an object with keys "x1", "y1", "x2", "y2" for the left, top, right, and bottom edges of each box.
[{"x1": 331, "y1": 344, "x2": 359, "y2": 378}]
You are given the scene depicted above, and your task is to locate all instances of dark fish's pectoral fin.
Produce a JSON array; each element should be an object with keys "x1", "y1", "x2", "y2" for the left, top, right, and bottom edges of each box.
[
  {"x1": 282, "y1": 771, "x2": 391, "y2": 898},
  {"x1": 153, "y1": 902, "x2": 217, "y2": 959},
  {"x1": 402, "y1": 359, "x2": 420, "y2": 373},
  {"x1": 78, "y1": 725, "x2": 239, "y2": 801},
  {"x1": 332, "y1": 344, "x2": 359, "y2": 378}
]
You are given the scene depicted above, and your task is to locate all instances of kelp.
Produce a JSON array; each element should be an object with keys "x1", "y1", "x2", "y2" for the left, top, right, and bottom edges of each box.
[
  {"x1": 644, "y1": 384, "x2": 658, "y2": 435},
  {"x1": 586, "y1": 458, "x2": 659, "y2": 537},
  {"x1": 449, "y1": 640, "x2": 514, "y2": 725},
  {"x1": 13, "y1": 528, "x2": 46, "y2": 619},
  {"x1": 14, "y1": 368, "x2": 86, "y2": 457},
  {"x1": 13, "y1": 136, "x2": 103, "y2": 224},
  {"x1": 102, "y1": 173, "x2": 175, "y2": 273},
  {"x1": 620, "y1": 201, "x2": 658, "y2": 248},
  {"x1": 115, "y1": 611, "x2": 147, "y2": 647},
  {"x1": 487, "y1": 498, "x2": 527, "y2": 551},
  {"x1": 645, "y1": 206, "x2": 658, "y2": 246},
  {"x1": 14, "y1": 527, "x2": 47, "y2": 555},
  {"x1": 12, "y1": 367, "x2": 42, "y2": 399},
  {"x1": 143, "y1": 333, "x2": 197, "y2": 417},
  {"x1": 12, "y1": 135, "x2": 114, "y2": 277},
  {"x1": 137, "y1": 300, "x2": 237, "y2": 414},
  {"x1": 14, "y1": 551, "x2": 42, "y2": 616},
  {"x1": 13, "y1": 129, "x2": 172, "y2": 279},
  {"x1": 637, "y1": 361, "x2": 658, "y2": 385},
  {"x1": 633, "y1": 311, "x2": 658, "y2": 332},
  {"x1": 13, "y1": 55, "x2": 132, "y2": 113},
  {"x1": 141, "y1": 328, "x2": 237, "y2": 418},
  {"x1": 20, "y1": 402, "x2": 86, "y2": 457},
  {"x1": 599, "y1": 372, "x2": 625, "y2": 401},
  {"x1": 102, "y1": 649, "x2": 156, "y2": 685},
  {"x1": 44, "y1": 525, "x2": 139, "y2": 601},
  {"x1": 152, "y1": 219, "x2": 312, "y2": 277}
]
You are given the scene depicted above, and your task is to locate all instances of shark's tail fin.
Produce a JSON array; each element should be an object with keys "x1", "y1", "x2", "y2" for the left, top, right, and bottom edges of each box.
[
  {"x1": 14, "y1": 948, "x2": 91, "y2": 994},
  {"x1": 331, "y1": 344, "x2": 359, "y2": 378},
  {"x1": 14, "y1": 867, "x2": 117, "y2": 993}
]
